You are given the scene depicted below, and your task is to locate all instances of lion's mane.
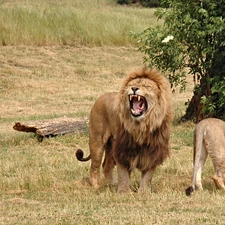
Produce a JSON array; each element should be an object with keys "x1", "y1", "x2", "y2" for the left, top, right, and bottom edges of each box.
[{"x1": 113, "y1": 67, "x2": 172, "y2": 172}]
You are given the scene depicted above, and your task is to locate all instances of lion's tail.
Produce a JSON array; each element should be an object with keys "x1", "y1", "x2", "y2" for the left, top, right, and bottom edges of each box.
[{"x1": 75, "y1": 149, "x2": 91, "y2": 162}]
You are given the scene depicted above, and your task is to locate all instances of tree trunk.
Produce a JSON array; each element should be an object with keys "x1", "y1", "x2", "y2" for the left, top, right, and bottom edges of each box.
[{"x1": 181, "y1": 76, "x2": 211, "y2": 122}]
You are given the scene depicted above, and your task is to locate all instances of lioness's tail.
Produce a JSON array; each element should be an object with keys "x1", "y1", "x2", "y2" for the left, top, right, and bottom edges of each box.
[
  {"x1": 75, "y1": 149, "x2": 91, "y2": 162},
  {"x1": 185, "y1": 125, "x2": 204, "y2": 196}
]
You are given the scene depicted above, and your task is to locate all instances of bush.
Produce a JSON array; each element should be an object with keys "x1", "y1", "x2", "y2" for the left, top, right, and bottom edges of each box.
[
  {"x1": 117, "y1": 0, "x2": 134, "y2": 4},
  {"x1": 132, "y1": 0, "x2": 225, "y2": 120},
  {"x1": 116, "y1": 0, "x2": 162, "y2": 8},
  {"x1": 141, "y1": 0, "x2": 160, "y2": 7}
]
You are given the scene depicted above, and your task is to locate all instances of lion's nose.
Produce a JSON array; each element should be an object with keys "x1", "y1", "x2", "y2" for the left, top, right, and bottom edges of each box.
[{"x1": 131, "y1": 87, "x2": 139, "y2": 93}]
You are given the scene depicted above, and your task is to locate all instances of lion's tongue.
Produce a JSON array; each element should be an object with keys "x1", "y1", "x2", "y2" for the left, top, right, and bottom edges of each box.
[{"x1": 133, "y1": 100, "x2": 144, "y2": 114}]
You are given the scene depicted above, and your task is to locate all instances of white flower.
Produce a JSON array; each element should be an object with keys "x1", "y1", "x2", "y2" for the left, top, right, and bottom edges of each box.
[{"x1": 162, "y1": 35, "x2": 174, "y2": 43}]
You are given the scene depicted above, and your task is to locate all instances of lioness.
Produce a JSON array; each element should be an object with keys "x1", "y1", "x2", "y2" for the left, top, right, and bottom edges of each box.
[
  {"x1": 76, "y1": 67, "x2": 172, "y2": 193},
  {"x1": 186, "y1": 118, "x2": 225, "y2": 196}
]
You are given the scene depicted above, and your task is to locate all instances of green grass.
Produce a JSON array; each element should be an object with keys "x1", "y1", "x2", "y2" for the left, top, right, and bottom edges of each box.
[{"x1": 0, "y1": 0, "x2": 160, "y2": 46}]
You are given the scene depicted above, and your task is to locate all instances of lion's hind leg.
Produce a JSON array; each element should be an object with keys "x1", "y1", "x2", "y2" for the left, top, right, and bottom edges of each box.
[
  {"x1": 102, "y1": 138, "x2": 117, "y2": 185},
  {"x1": 102, "y1": 157, "x2": 116, "y2": 185},
  {"x1": 89, "y1": 140, "x2": 104, "y2": 188}
]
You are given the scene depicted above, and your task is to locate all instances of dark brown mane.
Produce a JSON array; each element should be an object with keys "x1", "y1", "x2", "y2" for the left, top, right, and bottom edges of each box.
[{"x1": 113, "y1": 120, "x2": 170, "y2": 172}]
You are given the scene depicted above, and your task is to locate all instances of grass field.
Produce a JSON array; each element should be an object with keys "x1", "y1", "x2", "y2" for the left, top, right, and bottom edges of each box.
[
  {"x1": 0, "y1": 0, "x2": 160, "y2": 46},
  {"x1": 1, "y1": 1, "x2": 225, "y2": 224}
]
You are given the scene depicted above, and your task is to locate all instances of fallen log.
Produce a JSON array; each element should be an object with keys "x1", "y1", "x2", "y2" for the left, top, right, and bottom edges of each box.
[{"x1": 13, "y1": 117, "x2": 88, "y2": 141}]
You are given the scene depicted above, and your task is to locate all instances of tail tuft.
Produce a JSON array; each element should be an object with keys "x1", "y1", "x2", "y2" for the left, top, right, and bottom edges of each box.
[
  {"x1": 76, "y1": 149, "x2": 84, "y2": 160},
  {"x1": 185, "y1": 186, "x2": 194, "y2": 196},
  {"x1": 75, "y1": 149, "x2": 91, "y2": 162}
]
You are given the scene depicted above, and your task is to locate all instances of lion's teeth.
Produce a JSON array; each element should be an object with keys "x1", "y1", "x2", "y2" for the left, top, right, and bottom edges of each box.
[
  {"x1": 129, "y1": 95, "x2": 132, "y2": 101},
  {"x1": 138, "y1": 96, "x2": 141, "y2": 101}
]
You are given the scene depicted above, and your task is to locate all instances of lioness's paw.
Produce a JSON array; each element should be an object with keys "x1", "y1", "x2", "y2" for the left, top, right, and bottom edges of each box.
[{"x1": 212, "y1": 175, "x2": 225, "y2": 190}]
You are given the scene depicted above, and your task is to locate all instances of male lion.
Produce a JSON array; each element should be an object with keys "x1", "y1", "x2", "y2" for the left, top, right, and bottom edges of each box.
[
  {"x1": 185, "y1": 118, "x2": 225, "y2": 196},
  {"x1": 76, "y1": 67, "x2": 172, "y2": 193}
]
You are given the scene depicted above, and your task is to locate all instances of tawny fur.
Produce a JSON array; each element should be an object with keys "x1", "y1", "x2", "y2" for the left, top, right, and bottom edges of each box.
[
  {"x1": 185, "y1": 118, "x2": 225, "y2": 196},
  {"x1": 76, "y1": 67, "x2": 172, "y2": 193}
]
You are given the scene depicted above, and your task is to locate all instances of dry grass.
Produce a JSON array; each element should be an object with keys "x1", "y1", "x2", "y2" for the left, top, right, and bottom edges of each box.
[
  {"x1": 1, "y1": 1, "x2": 225, "y2": 224},
  {"x1": 1, "y1": 46, "x2": 225, "y2": 225}
]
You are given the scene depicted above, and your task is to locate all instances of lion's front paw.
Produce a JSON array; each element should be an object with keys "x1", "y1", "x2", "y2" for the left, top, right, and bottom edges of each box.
[
  {"x1": 109, "y1": 179, "x2": 118, "y2": 186},
  {"x1": 138, "y1": 186, "x2": 151, "y2": 194},
  {"x1": 117, "y1": 188, "x2": 131, "y2": 194},
  {"x1": 117, "y1": 184, "x2": 131, "y2": 194},
  {"x1": 90, "y1": 178, "x2": 100, "y2": 189}
]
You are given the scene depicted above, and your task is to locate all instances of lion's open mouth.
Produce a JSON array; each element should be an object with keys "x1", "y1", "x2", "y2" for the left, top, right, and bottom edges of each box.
[{"x1": 129, "y1": 94, "x2": 147, "y2": 117}]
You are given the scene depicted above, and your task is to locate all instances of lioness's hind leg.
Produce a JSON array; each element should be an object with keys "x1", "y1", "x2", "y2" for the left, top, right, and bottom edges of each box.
[
  {"x1": 212, "y1": 173, "x2": 225, "y2": 190},
  {"x1": 212, "y1": 167, "x2": 225, "y2": 190},
  {"x1": 210, "y1": 154, "x2": 225, "y2": 190},
  {"x1": 193, "y1": 145, "x2": 208, "y2": 190}
]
